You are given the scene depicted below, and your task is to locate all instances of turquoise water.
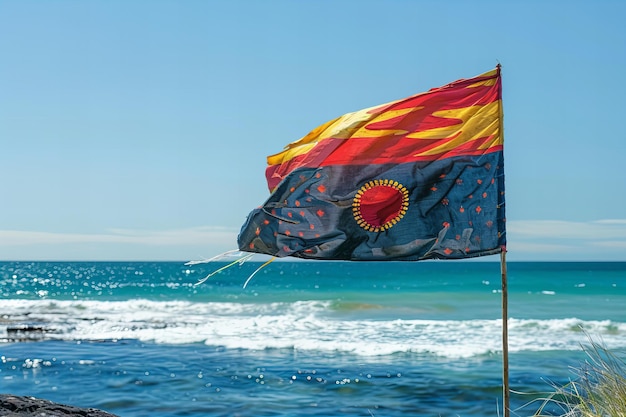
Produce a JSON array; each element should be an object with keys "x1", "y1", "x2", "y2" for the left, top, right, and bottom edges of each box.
[{"x1": 1, "y1": 261, "x2": 625, "y2": 416}]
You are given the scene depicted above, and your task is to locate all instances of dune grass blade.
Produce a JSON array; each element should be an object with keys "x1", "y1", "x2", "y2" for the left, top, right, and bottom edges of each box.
[{"x1": 533, "y1": 337, "x2": 626, "y2": 417}]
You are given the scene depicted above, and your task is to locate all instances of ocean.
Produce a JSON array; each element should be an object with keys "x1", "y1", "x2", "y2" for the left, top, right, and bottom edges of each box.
[{"x1": 1, "y1": 260, "x2": 625, "y2": 416}]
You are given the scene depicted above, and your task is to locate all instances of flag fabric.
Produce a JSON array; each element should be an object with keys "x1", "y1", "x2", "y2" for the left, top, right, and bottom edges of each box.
[{"x1": 238, "y1": 67, "x2": 506, "y2": 261}]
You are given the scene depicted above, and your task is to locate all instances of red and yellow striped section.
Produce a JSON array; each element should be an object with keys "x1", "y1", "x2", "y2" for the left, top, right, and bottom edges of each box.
[{"x1": 266, "y1": 68, "x2": 502, "y2": 191}]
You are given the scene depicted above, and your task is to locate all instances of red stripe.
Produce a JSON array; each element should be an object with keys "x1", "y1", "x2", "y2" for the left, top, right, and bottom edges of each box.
[
  {"x1": 378, "y1": 81, "x2": 500, "y2": 115},
  {"x1": 265, "y1": 70, "x2": 502, "y2": 191},
  {"x1": 266, "y1": 140, "x2": 502, "y2": 190}
]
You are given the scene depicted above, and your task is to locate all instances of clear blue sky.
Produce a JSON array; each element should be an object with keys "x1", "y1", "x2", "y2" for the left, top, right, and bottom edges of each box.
[{"x1": 1, "y1": 0, "x2": 625, "y2": 261}]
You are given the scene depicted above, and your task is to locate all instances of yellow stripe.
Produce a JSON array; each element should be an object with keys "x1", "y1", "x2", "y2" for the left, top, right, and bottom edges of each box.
[
  {"x1": 408, "y1": 100, "x2": 502, "y2": 156},
  {"x1": 266, "y1": 117, "x2": 339, "y2": 166},
  {"x1": 348, "y1": 106, "x2": 424, "y2": 138},
  {"x1": 468, "y1": 78, "x2": 497, "y2": 88},
  {"x1": 267, "y1": 103, "x2": 384, "y2": 166},
  {"x1": 467, "y1": 68, "x2": 498, "y2": 88}
]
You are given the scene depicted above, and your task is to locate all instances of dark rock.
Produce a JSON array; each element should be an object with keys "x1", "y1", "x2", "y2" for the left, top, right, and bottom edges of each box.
[
  {"x1": 5, "y1": 323, "x2": 60, "y2": 342},
  {"x1": 0, "y1": 394, "x2": 119, "y2": 417}
]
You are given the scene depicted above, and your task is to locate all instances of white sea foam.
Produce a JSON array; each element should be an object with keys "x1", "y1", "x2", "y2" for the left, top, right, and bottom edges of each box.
[{"x1": 2, "y1": 299, "x2": 626, "y2": 358}]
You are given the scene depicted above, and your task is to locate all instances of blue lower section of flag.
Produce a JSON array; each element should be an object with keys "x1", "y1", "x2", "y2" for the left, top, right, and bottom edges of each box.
[{"x1": 238, "y1": 152, "x2": 505, "y2": 261}]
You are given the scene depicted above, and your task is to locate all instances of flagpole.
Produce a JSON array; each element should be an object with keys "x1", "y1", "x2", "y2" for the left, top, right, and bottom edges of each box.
[{"x1": 500, "y1": 249, "x2": 510, "y2": 417}]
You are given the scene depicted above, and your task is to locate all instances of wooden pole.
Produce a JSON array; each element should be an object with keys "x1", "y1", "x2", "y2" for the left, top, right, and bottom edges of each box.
[
  {"x1": 495, "y1": 63, "x2": 509, "y2": 416},
  {"x1": 501, "y1": 250, "x2": 510, "y2": 417}
]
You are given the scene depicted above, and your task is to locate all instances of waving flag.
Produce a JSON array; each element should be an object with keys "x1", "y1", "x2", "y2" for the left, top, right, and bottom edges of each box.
[{"x1": 238, "y1": 67, "x2": 505, "y2": 261}]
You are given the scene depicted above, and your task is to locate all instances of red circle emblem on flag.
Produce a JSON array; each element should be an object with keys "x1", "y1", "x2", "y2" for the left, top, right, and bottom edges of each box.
[{"x1": 352, "y1": 180, "x2": 409, "y2": 232}]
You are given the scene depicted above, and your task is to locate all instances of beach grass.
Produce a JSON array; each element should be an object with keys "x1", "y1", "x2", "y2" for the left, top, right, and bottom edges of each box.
[{"x1": 532, "y1": 336, "x2": 626, "y2": 417}]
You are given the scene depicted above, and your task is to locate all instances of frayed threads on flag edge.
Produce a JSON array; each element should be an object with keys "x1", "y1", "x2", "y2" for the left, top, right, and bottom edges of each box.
[
  {"x1": 186, "y1": 250, "x2": 275, "y2": 288},
  {"x1": 243, "y1": 257, "x2": 276, "y2": 289}
]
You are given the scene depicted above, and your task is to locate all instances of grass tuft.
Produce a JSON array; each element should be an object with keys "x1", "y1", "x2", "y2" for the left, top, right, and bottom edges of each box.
[{"x1": 533, "y1": 336, "x2": 626, "y2": 417}]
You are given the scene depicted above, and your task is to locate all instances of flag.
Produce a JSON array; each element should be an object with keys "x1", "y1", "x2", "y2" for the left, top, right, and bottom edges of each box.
[{"x1": 238, "y1": 67, "x2": 506, "y2": 261}]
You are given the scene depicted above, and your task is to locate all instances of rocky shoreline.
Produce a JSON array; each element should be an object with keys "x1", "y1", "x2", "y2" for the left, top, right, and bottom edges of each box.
[{"x1": 0, "y1": 394, "x2": 119, "y2": 417}]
